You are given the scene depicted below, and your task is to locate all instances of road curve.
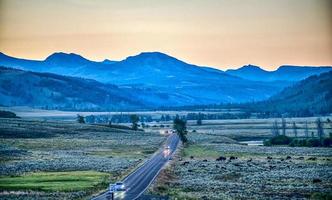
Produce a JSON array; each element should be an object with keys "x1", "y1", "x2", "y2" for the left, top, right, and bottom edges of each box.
[{"x1": 91, "y1": 133, "x2": 179, "y2": 200}]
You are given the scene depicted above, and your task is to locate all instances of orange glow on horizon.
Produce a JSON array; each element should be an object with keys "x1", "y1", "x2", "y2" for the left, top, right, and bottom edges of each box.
[{"x1": 0, "y1": 0, "x2": 331, "y2": 70}]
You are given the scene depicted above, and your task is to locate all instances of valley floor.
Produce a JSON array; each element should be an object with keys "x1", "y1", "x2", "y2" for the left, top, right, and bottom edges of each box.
[
  {"x1": 0, "y1": 116, "x2": 331, "y2": 199},
  {"x1": 0, "y1": 118, "x2": 165, "y2": 199},
  {"x1": 146, "y1": 119, "x2": 332, "y2": 200}
]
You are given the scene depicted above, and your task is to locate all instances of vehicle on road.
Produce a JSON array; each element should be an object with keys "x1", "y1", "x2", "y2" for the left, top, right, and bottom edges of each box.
[
  {"x1": 93, "y1": 134, "x2": 179, "y2": 200},
  {"x1": 109, "y1": 182, "x2": 126, "y2": 193},
  {"x1": 114, "y1": 182, "x2": 126, "y2": 191},
  {"x1": 163, "y1": 145, "x2": 171, "y2": 158}
]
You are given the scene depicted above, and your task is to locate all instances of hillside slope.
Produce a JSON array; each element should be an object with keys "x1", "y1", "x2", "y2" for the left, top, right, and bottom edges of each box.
[
  {"x1": 250, "y1": 71, "x2": 332, "y2": 115},
  {"x1": 2, "y1": 67, "x2": 250, "y2": 109},
  {"x1": 0, "y1": 67, "x2": 144, "y2": 110}
]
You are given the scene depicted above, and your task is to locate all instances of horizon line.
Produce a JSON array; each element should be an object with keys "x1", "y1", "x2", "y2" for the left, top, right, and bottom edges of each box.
[{"x1": 1, "y1": 50, "x2": 331, "y2": 72}]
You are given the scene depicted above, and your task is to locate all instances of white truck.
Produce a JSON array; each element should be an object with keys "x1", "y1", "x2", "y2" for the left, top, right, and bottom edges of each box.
[{"x1": 108, "y1": 182, "x2": 126, "y2": 199}]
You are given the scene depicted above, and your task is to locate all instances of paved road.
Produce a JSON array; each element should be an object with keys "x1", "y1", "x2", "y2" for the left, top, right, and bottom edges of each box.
[{"x1": 92, "y1": 133, "x2": 179, "y2": 200}]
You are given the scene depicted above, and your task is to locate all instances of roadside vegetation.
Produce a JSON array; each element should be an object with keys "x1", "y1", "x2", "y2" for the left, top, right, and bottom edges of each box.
[{"x1": 0, "y1": 118, "x2": 165, "y2": 199}]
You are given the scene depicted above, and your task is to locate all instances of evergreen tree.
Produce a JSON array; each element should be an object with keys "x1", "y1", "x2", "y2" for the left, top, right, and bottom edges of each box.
[
  {"x1": 304, "y1": 121, "x2": 309, "y2": 138},
  {"x1": 271, "y1": 120, "x2": 279, "y2": 136},
  {"x1": 130, "y1": 114, "x2": 139, "y2": 130},
  {"x1": 292, "y1": 122, "x2": 297, "y2": 138},
  {"x1": 197, "y1": 118, "x2": 202, "y2": 125},
  {"x1": 77, "y1": 114, "x2": 85, "y2": 124},
  {"x1": 173, "y1": 116, "x2": 188, "y2": 143},
  {"x1": 281, "y1": 118, "x2": 286, "y2": 136},
  {"x1": 316, "y1": 118, "x2": 324, "y2": 141}
]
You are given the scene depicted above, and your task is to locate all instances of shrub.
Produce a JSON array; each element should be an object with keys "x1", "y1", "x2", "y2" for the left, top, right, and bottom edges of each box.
[
  {"x1": 263, "y1": 140, "x2": 272, "y2": 146},
  {"x1": 322, "y1": 138, "x2": 332, "y2": 147},
  {"x1": 269, "y1": 135, "x2": 292, "y2": 145},
  {"x1": 290, "y1": 139, "x2": 308, "y2": 147},
  {"x1": 289, "y1": 139, "x2": 298, "y2": 147},
  {"x1": 307, "y1": 139, "x2": 321, "y2": 147},
  {"x1": 289, "y1": 138, "x2": 331, "y2": 147}
]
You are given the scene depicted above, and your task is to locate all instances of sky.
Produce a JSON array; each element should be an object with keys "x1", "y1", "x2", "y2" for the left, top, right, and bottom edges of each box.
[{"x1": 0, "y1": 0, "x2": 331, "y2": 70}]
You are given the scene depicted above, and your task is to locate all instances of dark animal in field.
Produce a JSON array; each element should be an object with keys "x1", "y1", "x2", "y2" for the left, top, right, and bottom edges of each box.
[
  {"x1": 308, "y1": 157, "x2": 317, "y2": 161},
  {"x1": 269, "y1": 165, "x2": 276, "y2": 170},
  {"x1": 182, "y1": 161, "x2": 190, "y2": 166},
  {"x1": 216, "y1": 156, "x2": 226, "y2": 161},
  {"x1": 229, "y1": 156, "x2": 237, "y2": 160},
  {"x1": 313, "y1": 178, "x2": 322, "y2": 183}
]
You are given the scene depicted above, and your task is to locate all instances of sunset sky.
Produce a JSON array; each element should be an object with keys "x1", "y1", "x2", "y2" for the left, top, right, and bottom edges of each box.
[{"x1": 0, "y1": 0, "x2": 331, "y2": 70}]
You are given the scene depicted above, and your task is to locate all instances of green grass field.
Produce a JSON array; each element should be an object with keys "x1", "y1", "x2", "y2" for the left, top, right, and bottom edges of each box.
[
  {"x1": 0, "y1": 171, "x2": 110, "y2": 192},
  {"x1": 182, "y1": 144, "x2": 219, "y2": 158}
]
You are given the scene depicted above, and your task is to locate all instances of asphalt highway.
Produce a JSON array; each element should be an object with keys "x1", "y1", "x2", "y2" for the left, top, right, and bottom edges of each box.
[{"x1": 91, "y1": 133, "x2": 179, "y2": 200}]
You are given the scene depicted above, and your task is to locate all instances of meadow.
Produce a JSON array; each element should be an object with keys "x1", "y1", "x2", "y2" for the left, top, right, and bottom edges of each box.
[
  {"x1": 148, "y1": 117, "x2": 332, "y2": 140},
  {"x1": 1, "y1": 111, "x2": 331, "y2": 199},
  {"x1": 148, "y1": 117, "x2": 332, "y2": 199},
  {"x1": 0, "y1": 118, "x2": 166, "y2": 199}
]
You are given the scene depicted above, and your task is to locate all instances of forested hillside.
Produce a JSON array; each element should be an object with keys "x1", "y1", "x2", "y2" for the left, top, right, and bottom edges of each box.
[
  {"x1": 0, "y1": 67, "x2": 144, "y2": 110},
  {"x1": 249, "y1": 71, "x2": 332, "y2": 116}
]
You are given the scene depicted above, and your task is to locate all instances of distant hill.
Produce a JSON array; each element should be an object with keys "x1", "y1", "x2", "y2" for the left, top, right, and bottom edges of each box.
[
  {"x1": 249, "y1": 71, "x2": 332, "y2": 116},
  {"x1": 0, "y1": 67, "x2": 145, "y2": 110},
  {"x1": 0, "y1": 52, "x2": 292, "y2": 104},
  {"x1": 226, "y1": 64, "x2": 332, "y2": 82}
]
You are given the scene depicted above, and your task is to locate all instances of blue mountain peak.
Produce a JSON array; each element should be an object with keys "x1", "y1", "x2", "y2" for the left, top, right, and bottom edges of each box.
[
  {"x1": 45, "y1": 52, "x2": 90, "y2": 64},
  {"x1": 101, "y1": 59, "x2": 117, "y2": 64},
  {"x1": 125, "y1": 52, "x2": 178, "y2": 62},
  {"x1": 240, "y1": 64, "x2": 264, "y2": 71}
]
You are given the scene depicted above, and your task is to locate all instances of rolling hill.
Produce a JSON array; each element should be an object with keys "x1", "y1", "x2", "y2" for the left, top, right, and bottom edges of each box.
[
  {"x1": 0, "y1": 67, "x2": 147, "y2": 110},
  {"x1": 249, "y1": 71, "x2": 332, "y2": 115}
]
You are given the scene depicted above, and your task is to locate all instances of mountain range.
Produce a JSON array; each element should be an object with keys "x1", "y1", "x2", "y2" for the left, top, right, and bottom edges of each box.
[{"x1": 0, "y1": 51, "x2": 331, "y2": 110}]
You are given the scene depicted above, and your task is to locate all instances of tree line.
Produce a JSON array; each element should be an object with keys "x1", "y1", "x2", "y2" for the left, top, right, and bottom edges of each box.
[{"x1": 266, "y1": 118, "x2": 331, "y2": 147}]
